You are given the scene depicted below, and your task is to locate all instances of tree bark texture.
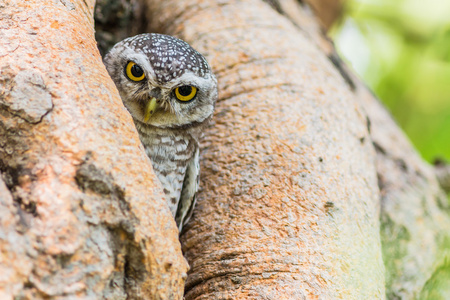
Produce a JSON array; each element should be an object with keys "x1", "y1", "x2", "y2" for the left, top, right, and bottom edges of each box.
[
  {"x1": 1, "y1": 0, "x2": 449, "y2": 299},
  {"x1": 145, "y1": 0, "x2": 450, "y2": 299},
  {"x1": 0, "y1": 1, "x2": 188, "y2": 299},
  {"x1": 146, "y1": 0, "x2": 385, "y2": 299},
  {"x1": 269, "y1": 1, "x2": 450, "y2": 298}
]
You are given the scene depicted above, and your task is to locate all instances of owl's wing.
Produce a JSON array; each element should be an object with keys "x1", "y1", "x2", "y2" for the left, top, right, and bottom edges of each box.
[{"x1": 175, "y1": 147, "x2": 200, "y2": 232}]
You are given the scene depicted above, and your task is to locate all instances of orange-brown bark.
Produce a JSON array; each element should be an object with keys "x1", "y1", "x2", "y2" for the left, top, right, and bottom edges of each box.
[
  {"x1": 274, "y1": 1, "x2": 450, "y2": 298},
  {"x1": 0, "y1": 0, "x2": 187, "y2": 299},
  {"x1": 146, "y1": 0, "x2": 385, "y2": 298},
  {"x1": 2, "y1": 0, "x2": 448, "y2": 298}
]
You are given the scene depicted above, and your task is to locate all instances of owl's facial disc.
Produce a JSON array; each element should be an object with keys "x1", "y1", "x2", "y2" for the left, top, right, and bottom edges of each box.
[
  {"x1": 141, "y1": 84, "x2": 199, "y2": 123},
  {"x1": 104, "y1": 33, "x2": 218, "y2": 128}
]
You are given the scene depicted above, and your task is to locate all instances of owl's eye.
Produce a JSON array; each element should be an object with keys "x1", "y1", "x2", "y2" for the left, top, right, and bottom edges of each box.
[
  {"x1": 175, "y1": 86, "x2": 197, "y2": 102},
  {"x1": 125, "y1": 61, "x2": 145, "y2": 81}
]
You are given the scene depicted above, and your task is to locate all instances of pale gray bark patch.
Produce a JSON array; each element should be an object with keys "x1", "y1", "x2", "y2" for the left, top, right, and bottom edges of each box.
[
  {"x1": 74, "y1": 154, "x2": 151, "y2": 300},
  {"x1": 60, "y1": 0, "x2": 76, "y2": 11},
  {"x1": 1, "y1": 70, "x2": 53, "y2": 124},
  {"x1": 0, "y1": 177, "x2": 33, "y2": 299}
]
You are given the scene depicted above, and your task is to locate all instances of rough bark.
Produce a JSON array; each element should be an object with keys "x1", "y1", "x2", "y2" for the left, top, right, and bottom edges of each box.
[
  {"x1": 270, "y1": 1, "x2": 450, "y2": 298},
  {"x1": 146, "y1": 0, "x2": 385, "y2": 298},
  {"x1": 2, "y1": 0, "x2": 449, "y2": 299},
  {"x1": 143, "y1": 0, "x2": 450, "y2": 299},
  {"x1": 0, "y1": 0, "x2": 188, "y2": 299}
]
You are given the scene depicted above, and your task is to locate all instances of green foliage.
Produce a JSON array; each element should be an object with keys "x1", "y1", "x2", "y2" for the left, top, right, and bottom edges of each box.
[{"x1": 332, "y1": 0, "x2": 450, "y2": 162}]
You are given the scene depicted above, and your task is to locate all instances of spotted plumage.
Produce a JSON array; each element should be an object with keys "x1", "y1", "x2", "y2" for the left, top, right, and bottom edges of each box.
[{"x1": 104, "y1": 33, "x2": 217, "y2": 231}]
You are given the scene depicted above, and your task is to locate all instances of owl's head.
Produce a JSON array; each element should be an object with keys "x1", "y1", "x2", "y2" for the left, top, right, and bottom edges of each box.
[{"x1": 104, "y1": 33, "x2": 217, "y2": 129}]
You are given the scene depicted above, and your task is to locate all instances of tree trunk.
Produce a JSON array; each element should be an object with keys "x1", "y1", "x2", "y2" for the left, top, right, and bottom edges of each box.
[
  {"x1": 0, "y1": 1, "x2": 188, "y2": 299},
  {"x1": 269, "y1": 1, "x2": 450, "y2": 298},
  {"x1": 1, "y1": 0, "x2": 449, "y2": 299},
  {"x1": 146, "y1": 0, "x2": 384, "y2": 298},
  {"x1": 144, "y1": 0, "x2": 450, "y2": 299}
]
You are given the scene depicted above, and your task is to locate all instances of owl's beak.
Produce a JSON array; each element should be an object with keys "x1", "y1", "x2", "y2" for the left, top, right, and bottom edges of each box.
[{"x1": 143, "y1": 97, "x2": 159, "y2": 122}]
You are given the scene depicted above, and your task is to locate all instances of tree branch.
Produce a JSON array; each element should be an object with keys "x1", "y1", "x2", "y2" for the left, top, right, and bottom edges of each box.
[{"x1": 0, "y1": 0, "x2": 187, "y2": 299}]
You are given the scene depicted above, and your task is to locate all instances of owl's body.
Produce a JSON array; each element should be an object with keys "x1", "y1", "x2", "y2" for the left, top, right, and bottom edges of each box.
[
  {"x1": 135, "y1": 120, "x2": 200, "y2": 225},
  {"x1": 104, "y1": 33, "x2": 217, "y2": 230}
]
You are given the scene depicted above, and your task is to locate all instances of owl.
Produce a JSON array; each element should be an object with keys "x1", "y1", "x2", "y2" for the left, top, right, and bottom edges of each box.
[{"x1": 104, "y1": 33, "x2": 217, "y2": 231}]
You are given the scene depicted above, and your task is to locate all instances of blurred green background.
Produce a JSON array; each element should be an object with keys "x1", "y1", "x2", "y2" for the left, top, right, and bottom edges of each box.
[{"x1": 331, "y1": 0, "x2": 450, "y2": 163}]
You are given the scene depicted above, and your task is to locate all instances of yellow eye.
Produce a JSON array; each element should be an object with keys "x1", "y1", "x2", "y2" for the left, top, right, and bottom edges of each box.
[
  {"x1": 175, "y1": 86, "x2": 197, "y2": 102},
  {"x1": 125, "y1": 61, "x2": 145, "y2": 81}
]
